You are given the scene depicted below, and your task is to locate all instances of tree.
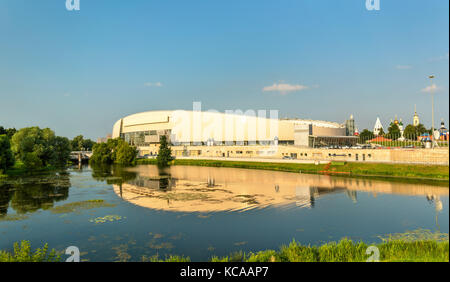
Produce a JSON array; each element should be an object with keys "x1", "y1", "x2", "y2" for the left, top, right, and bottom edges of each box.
[
  {"x1": 0, "y1": 135, "x2": 15, "y2": 172},
  {"x1": 0, "y1": 127, "x2": 17, "y2": 139},
  {"x1": 387, "y1": 123, "x2": 401, "y2": 140},
  {"x1": 51, "y1": 137, "x2": 71, "y2": 167},
  {"x1": 10, "y1": 127, "x2": 71, "y2": 170},
  {"x1": 71, "y1": 135, "x2": 95, "y2": 151},
  {"x1": 403, "y1": 124, "x2": 418, "y2": 140},
  {"x1": 22, "y1": 152, "x2": 42, "y2": 170},
  {"x1": 359, "y1": 129, "x2": 374, "y2": 143},
  {"x1": 90, "y1": 138, "x2": 137, "y2": 165},
  {"x1": 377, "y1": 127, "x2": 386, "y2": 136},
  {"x1": 416, "y1": 124, "x2": 428, "y2": 135},
  {"x1": 82, "y1": 139, "x2": 95, "y2": 151},
  {"x1": 107, "y1": 138, "x2": 120, "y2": 163},
  {"x1": 11, "y1": 127, "x2": 54, "y2": 169},
  {"x1": 157, "y1": 135, "x2": 173, "y2": 167},
  {"x1": 90, "y1": 143, "x2": 112, "y2": 164},
  {"x1": 115, "y1": 140, "x2": 138, "y2": 165},
  {"x1": 71, "y1": 135, "x2": 84, "y2": 151},
  {"x1": 403, "y1": 123, "x2": 428, "y2": 140}
]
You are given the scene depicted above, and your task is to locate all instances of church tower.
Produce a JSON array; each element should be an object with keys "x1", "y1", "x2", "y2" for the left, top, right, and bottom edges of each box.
[
  {"x1": 413, "y1": 105, "x2": 420, "y2": 126},
  {"x1": 374, "y1": 117, "x2": 383, "y2": 136}
]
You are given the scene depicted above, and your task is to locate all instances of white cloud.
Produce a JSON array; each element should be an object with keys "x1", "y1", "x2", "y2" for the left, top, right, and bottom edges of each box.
[
  {"x1": 429, "y1": 52, "x2": 449, "y2": 62},
  {"x1": 144, "y1": 82, "x2": 163, "y2": 87},
  {"x1": 421, "y1": 84, "x2": 441, "y2": 93},
  {"x1": 396, "y1": 65, "x2": 412, "y2": 70},
  {"x1": 262, "y1": 83, "x2": 309, "y2": 95}
]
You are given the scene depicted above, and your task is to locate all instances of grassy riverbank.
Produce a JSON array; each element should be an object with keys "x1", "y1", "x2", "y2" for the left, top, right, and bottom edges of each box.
[
  {"x1": 215, "y1": 239, "x2": 449, "y2": 262},
  {"x1": 136, "y1": 158, "x2": 449, "y2": 183},
  {"x1": 147, "y1": 229, "x2": 449, "y2": 262},
  {"x1": 144, "y1": 238, "x2": 450, "y2": 262},
  {"x1": 2, "y1": 238, "x2": 448, "y2": 262}
]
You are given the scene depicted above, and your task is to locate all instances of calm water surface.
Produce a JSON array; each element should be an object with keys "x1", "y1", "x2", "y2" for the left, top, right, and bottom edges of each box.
[{"x1": 0, "y1": 164, "x2": 448, "y2": 261}]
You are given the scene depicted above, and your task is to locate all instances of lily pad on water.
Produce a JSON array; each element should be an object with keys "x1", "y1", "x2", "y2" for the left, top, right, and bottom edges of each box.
[
  {"x1": 89, "y1": 215, "x2": 125, "y2": 224},
  {"x1": 379, "y1": 228, "x2": 449, "y2": 243}
]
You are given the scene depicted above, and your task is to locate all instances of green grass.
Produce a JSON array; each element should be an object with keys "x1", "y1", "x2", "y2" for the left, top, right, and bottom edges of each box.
[
  {"x1": 0, "y1": 241, "x2": 61, "y2": 262},
  {"x1": 145, "y1": 238, "x2": 449, "y2": 262},
  {"x1": 2, "y1": 233, "x2": 448, "y2": 262},
  {"x1": 137, "y1": 158, "x2": 449, "y2": 182},
  {"x1": 242, "y1": 239, "x2": 449, "y2": 262}
]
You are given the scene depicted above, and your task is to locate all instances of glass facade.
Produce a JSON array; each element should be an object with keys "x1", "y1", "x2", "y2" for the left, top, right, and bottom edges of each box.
[
  {"x1": 121, "y1": 130, "x2": 171, "y2": 146},
  {"x1": 120, "y1": 129, "x2": 293, "y2": 147}
]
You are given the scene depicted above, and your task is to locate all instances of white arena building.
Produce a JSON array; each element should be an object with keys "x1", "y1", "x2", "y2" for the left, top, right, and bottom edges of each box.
[{"x1": 112, "y1": 110, "x2": 357, "y2": 156}]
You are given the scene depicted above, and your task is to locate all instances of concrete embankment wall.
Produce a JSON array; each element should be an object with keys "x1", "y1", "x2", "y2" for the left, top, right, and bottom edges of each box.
[{"x1": 138, "y1": 145, "x2": 449, "y2": 165}]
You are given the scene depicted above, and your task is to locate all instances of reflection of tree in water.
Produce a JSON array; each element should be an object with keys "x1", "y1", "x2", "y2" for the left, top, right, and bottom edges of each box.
[
  {"x1": 91, "y1": 164, "x2": 137, "y2": 185},
  {"x1": 157, "y1": 167, "x2": 172, "y2": 191},
  {"x1": 0, "y1": 172, "x2": 71, "y2": 217},
  {"x1": 91, "y1": 164, "x2": 139, "y2": 199},
  {"x1": 0, "y1": 185, "x2": 14, "y2": 216}
]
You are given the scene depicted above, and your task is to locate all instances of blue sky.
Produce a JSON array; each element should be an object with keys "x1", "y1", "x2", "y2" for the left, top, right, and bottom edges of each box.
[{"x1": 0, "y1": 0, "x2": 448, "y2": 139}]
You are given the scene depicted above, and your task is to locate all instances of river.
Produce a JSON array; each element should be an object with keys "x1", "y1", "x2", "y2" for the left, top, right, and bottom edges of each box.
[{"x1": 0, "y1": 164, "x2": 448, "y2": 261}]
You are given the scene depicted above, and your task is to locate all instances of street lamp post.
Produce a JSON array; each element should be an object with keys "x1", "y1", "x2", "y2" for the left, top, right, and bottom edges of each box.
[{"x1": 429, "y1": 75, "x2": 435, "y2": 148}]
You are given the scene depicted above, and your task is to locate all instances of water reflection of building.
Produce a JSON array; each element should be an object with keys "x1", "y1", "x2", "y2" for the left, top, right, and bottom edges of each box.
[
  {"x1": 346, "y1": 190, "x2": 357, "y2": 203},
  {"x1": 426, "y1": 194, "x2": 444, "y2": 230},
  {"x1": 427, "y1": 194, "x2": 443, "y2": 213},
  {"x1": 295, "y1": 186, "x2": 349, "y2": 208},
  {"x1": 113, "y1": 165, "x2": 448, "y2": 213},
  {"x1": 126, "y1": 176, "x2": 177, "y2": 191}
]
